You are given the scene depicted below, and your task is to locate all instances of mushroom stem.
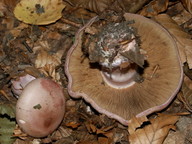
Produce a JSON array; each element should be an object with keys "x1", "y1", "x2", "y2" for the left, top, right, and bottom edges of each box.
[{"x1": 101, "y1": 64, "x2": 138, "y2": 89}]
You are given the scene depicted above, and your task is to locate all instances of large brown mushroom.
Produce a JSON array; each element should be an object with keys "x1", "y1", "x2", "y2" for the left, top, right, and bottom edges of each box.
[{"x1": 65, "y1": 14, "x2": 183, "y2": 125}]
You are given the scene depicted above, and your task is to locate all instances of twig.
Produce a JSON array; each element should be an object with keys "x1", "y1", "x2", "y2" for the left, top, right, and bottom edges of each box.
[
  {"x1": 0, "y1": 89, "x2": 10, "y2": 101},
  {"x1": 61, "y1": 18, "x2": 82, "y2": 28},
  {"x1": 22, "y1": 41, "x2": 33, "y2": 53}
]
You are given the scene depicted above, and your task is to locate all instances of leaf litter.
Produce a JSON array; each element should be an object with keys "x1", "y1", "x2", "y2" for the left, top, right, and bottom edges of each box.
[
  {"x1": 128, "y1": 113, "x2": 188, "y2": 144},
  {"x1": 0, "y1": 0, "x2": 192, "y2": 143}
]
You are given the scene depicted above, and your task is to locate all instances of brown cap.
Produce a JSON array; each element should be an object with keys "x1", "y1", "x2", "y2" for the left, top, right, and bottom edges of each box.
[{"x1": 65, "y1": 14, "x2": 183, "y2": 125}]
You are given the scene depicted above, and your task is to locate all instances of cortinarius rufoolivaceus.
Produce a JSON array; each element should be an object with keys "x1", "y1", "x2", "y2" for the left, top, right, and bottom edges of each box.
[{"x1": 65, "y1": 13, "x2": 183, "y2": 125}]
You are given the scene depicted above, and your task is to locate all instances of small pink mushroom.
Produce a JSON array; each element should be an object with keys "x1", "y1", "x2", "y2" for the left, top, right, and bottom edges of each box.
[
  {"x1": 11, "y1": 74, "x2": 36, "y2": 96},
  {"x1": 16, "y1": 78, "x2": 65, "y2": 137}
]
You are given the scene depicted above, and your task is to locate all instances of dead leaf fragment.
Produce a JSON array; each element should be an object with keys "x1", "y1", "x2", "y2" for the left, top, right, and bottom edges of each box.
[
  {"x1": 35, "y1": 44, "x2": 64, "y2": 82},
  {"x1": 154, "y1": 14, "x2": 192, "y2": 69},
  {"x1": 47, "y1": 31, "x2": 62, "y2": 40},
  {"x1": 64, "y1": 0, "x2": 149, "y2": 15},
  {"x1": 65, "y1": 121, "x2": 81, "y2": 129},
  {"x1": 178, "y1": 76, "x2": 192, "y2": 112},
  {"x1": 9, "y1": 23, "x2": 28, "y2": 37},
  {"x1": 14, "y1": 0, "x2": 65, "y2": 25},
  {"x1": 128, "y1": 114, "x2": 179, "y2": 144},
  {"x1": 181, "y1": 0, "x2": 192, "y2": 14},
  {"x1": 139, "y1": 0, "x2": 169, "y2": 17}
]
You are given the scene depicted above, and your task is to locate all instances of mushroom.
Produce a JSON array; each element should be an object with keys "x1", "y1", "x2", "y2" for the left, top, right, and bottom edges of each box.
[
  {"x1": 16, "y1": 78, "x2": 65, "y2": 137},
  {"x1": 65, "y1": 14, "x2": 183, "y2": 125},
  {"x1": 11, "y1": 74, "x2": 36, "y2": 97}
]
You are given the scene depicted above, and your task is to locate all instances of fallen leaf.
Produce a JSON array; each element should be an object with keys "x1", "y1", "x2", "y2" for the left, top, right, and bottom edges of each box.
[
  {"x1": 64, "y1": 0, "x2": 149, "y2": 14},
  {"x1": 98, "y1": 137, "x2": 109, "y2": 144},
  {"x1": 85, "y1": 123, "x2": 98, "y2": 134},
  {"x1": 139, "y1": 0, "x2": 169, "y2": 17},
  {"x1": 2, "y1": 17, "x2": 15, "y2": 29},
  {"x1": 85, "y1": 121, "x2": 114, "y2": 143},
  {"x1": 0, "y1": 1, "x2": 7, "y2": 17},
  {"x1": 77, "y1": 141, "x2": 99, "y2": 144},
  {"x1": 178, "y1": 76, "x2": 192, "y2": 112},
  {"x1": 9, "y1": 23, "x2": 29, "y2": 37},
  {"x1": 154, "y1": 14, "x2": 192, "y2": 69},
  {"x1": 47, "y1": 31, "x2": 62, "y2": 40},
  {"x1": 65, "y1": 121, "x2": 81, "y2": 129},
  {"x1": 14, "y1": 0, "x2": 65, "y2": 25},
  {"x1": 35, "y1": 48, "x2": 64, "y2": 82},
  {"x1": 128, "y1": 114, "x2": 180, "y2": 144},
  {"x1": 164, "y1": 113, "x2": 192, "y2": 144},
  {"x1": 180, "y1": 0, "x2": 192, "y2": 14}
]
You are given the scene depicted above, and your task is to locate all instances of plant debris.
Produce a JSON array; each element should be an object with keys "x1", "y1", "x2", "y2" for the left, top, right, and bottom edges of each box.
[
  {"x1": 128, "y1": 114, "x2": 179, "y2": 144},
  {"x1": 0, "y1": 0, "x2": 192, "y2": 143},
  {"x1": 14, "y1": 0, "x2": 66, "y2": 25}
]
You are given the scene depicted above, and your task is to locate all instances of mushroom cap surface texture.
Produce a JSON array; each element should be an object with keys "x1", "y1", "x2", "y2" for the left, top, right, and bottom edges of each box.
[
  {"x1": 65, "y1": 14, "x2": 183, "y2": 125},
  {"x1": 16, "y1": 78, "x2": 65, "y2": 137}
]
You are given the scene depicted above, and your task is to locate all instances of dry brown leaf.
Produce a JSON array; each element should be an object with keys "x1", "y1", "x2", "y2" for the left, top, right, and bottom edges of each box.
[
  {"x1": 128, "y1": 114, "x2": 179, "y2": 144},
  {"x1": 77, "y1": 141, "x2": 99, "y2": 144},
  {"x1": 65, "y1": 121, "x2": 81, "y2": 129},
  {"x1": 63, "y1": 0, "x2": 110, "y2": 14},
  {"x1": 64, "y1": 0, "x2": 149, "y2": 14},
  {"x1": 85, "y1": 122, "x2": 114, "y2": 142},
  {"x1": 164, "y1": 113, "x2": 192, "y2": 144},
  {"x1": 81, "y1": 0, "x2": 114, "y2": 14},
  {"x1": 0, "y1": 0, "x2": 17, "y2": 16},
  {"x1": 85, "y1": 123, "x2": 97, "y2": 133},
  {"x1": 35, "y1": 48, "x2": 64, "y2": 82},
  {"x1": 178, "y1": 76, "x2": 192, "y2": 112},
  {"x1": 9, "y1": 23, "x2": 28, "y2": 37},
  {"x1": 180, "y1": 0, "x2": 192, "y2": 14},
  {"x1": 139, "y1": 0, "x2": 169, "y2": 17},
  {"x1": 154, "y1": 14, "x2": 192, "y2": 69},
  {"x1": 2, "y1": 17, "x2": 15, "y2": 30},
  {"x1": 46, "y1": 31, "x2": 62, "y2": 40},
  {"x1": 85, "y1": 122, "x2": 114, "y2": 135},
  {"x1": 0, "y1": 1, "x2": 7, "y2": 16},
  {"x1": 1, "y1": 0, "x2": 17, "y2": 29},
  {"x1": 98, "y1": 137, "x2": 110, "y2": 144}
]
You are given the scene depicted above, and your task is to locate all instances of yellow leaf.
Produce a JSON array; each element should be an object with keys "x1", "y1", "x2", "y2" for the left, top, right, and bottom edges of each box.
[
  {"x1": 14, "y1": 0, "x2": 65, "y2": 25},
  {"x1": 128, "y1": 114, "x2": 180, "y2": 144}
]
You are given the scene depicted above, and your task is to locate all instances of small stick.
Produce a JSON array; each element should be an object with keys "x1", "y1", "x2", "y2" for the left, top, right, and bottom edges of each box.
[
  {"x1": 0, "y1": 89, "x2": 10, "y2": 101},
  {"x1": 22, "y1": 41, "x2": 33, "y2": 53},
  {"x1": 61, "y1": 18, "x2": 82, "y2": 28},
  {"x1": 147, "y1": 64, "x2": 159, "y2": 80}
]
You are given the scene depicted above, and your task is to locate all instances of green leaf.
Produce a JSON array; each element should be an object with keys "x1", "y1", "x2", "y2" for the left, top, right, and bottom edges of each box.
[
  {"x1": 0, "y1": 117, "x2": 16, "y2": 144},
  {"x1": 0, "y1": 103, "x2": 15, "y2": 118}
]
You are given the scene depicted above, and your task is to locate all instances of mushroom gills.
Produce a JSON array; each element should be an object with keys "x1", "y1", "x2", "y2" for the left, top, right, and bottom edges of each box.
[{"x1": 66, "y1": 14, "x2": 183, "y2": 125}]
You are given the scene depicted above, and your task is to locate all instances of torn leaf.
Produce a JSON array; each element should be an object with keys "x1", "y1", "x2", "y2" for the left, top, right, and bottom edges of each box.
[
  {"x1": 128, "y1": 114, "x2": 179, "y2": 144},
  {"x1": 139, "y1": 0, "x2": 169, "y2": 17},
  {"x1": 180, "y1": 0, "x2": 192, "y2": 14}
]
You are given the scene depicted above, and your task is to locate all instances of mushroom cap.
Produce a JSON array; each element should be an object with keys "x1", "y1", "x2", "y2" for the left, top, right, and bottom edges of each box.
[
  {"x1": 16, "y1": 78, "x2": 65, "y2": 137},
  {"x1": 65, "y1": 14, "x2": 183, "y2": 125},
  {"x1": 11, "y1": 74, "x2": 36, "y2": 96}
]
